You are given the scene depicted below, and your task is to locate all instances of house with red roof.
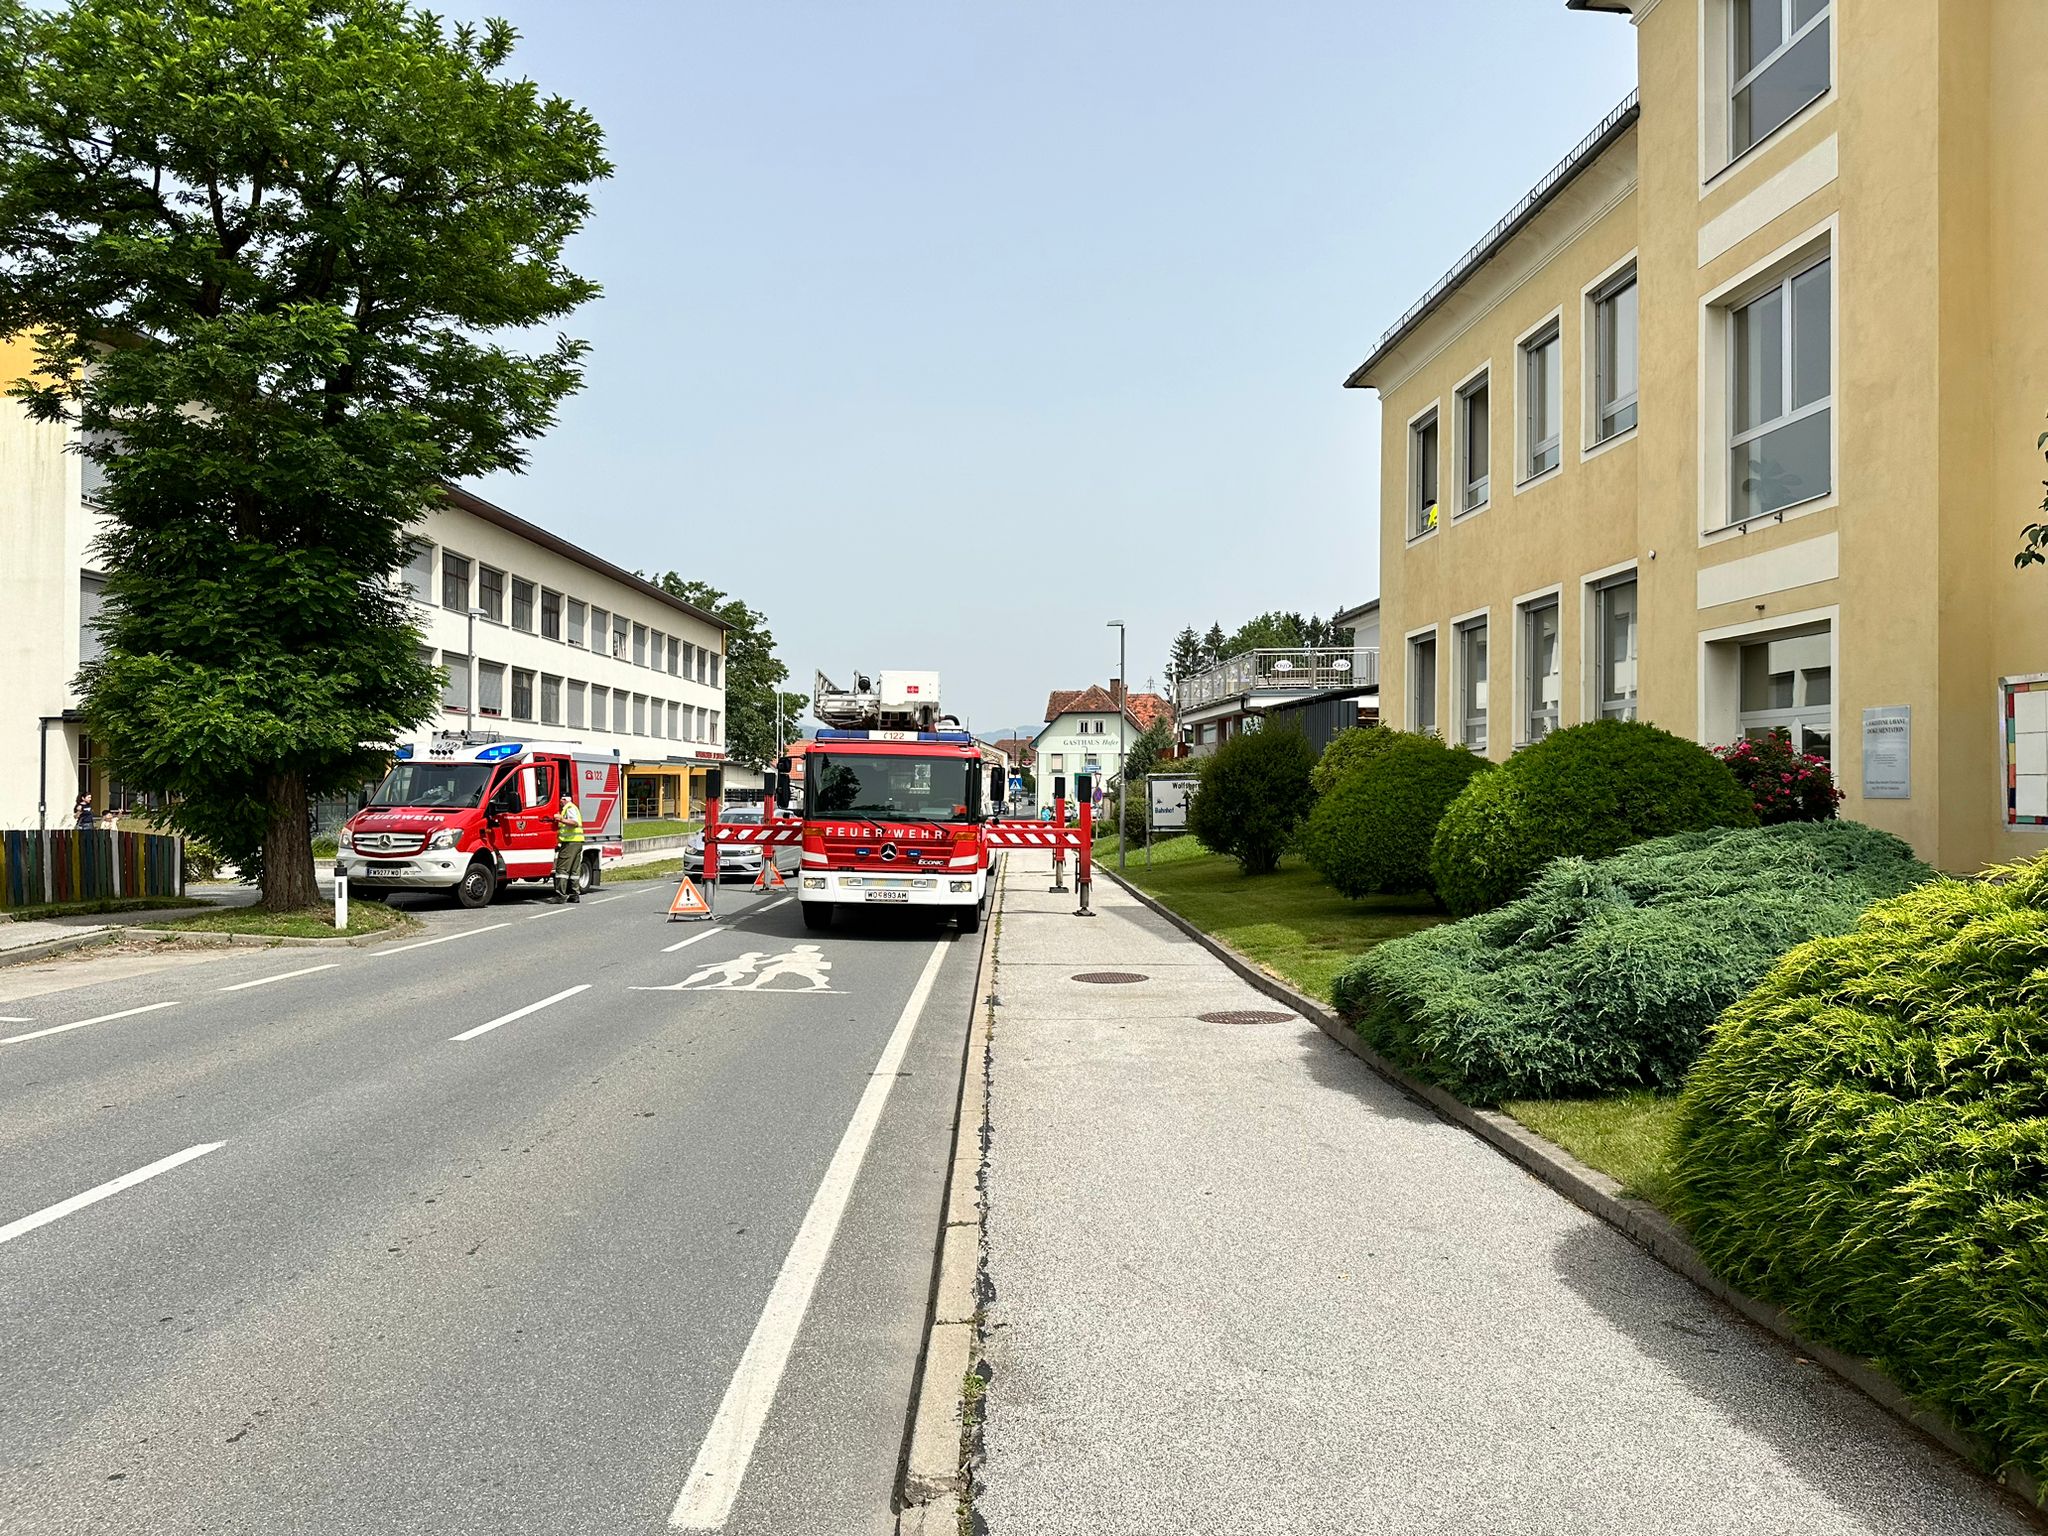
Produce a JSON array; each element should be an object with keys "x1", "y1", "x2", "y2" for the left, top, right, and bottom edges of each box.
[{"x1": 1029, "y1": 681, "x2": 1176, "y2": 816}]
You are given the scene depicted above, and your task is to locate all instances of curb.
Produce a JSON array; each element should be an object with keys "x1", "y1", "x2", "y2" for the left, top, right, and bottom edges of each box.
[
  {"x1": 0, "y1": 928, "x2": 122, "y2": 968},
  {"x1": 1102, "y1": 867, "x2": 2047, "y2": 1523},
  {"x1": 128, "y1": 925, "x2": 417, "y2": 951},
  {"x1": 898, "y1": 862, "x2": 1003, "y2": 1526}
]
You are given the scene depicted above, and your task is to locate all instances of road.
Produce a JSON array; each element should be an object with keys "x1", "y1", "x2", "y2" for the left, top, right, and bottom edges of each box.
[{"x1": 0, "y1": 876, "x2": 980, "y2": 1536}]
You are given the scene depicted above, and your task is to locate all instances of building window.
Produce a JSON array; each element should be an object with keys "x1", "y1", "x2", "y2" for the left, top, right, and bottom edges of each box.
[
  {"x1": 1457, "y1": 375, "x2": 1489, "y2": 513},
  {"x1": 1732, "y1": 0, "x2": 1830, "y2": 159},
  {"x1": 1411, "y1": 408, "x2": 1440, "y2": 536},
  {"x1": 540, "y1": 674, "x2": 561, "y2": 726},
  {"x1": 441, "y1": 553, "x2": 471, "y2": 613},
  {"x1": 541, "y1": 588, "x2": 562, "y2": 640},
  {"x1": 590, "y1": 607, "x2": 608, "y2": 654},
  {"x1": 511, "y1": 578, "x2": 535, "y2": 632},
  {"x1": 632, "y1": 694, "x2": 647, "y2": 735},
  {"x1": 511, "y1": 668, "x2": 535, "y2": 721},
  {"x1": 568, "y1": 679, "x2": 586, "y2": 729},
  {"x1": 1730, "y1": 255, "x2": 1831, "y2": 524},
  {"x1": 1521, "y1": 322, "x2": 1562, "y2": 480},
  {"x1": 612, "y1": 614, "x2": 629, "y2": 660},
  {"x1": 1520, "y1": 599, "x2": 1561, "y2": 744},
  {"x1": 1409, "y1": 633, "x2": 1438, "y2": 736},
  {"x1": 1737, "y1": 624, "x2": 1832, "y2": 763},
  {"x1": 442, "y1": 652, "x2": 470, "y2": 712},
  {"x1": 79, "y1": 572, "x2": 107, "y2": 665},
  {"x1": 1049, "y1": 753, "x2": 1065, "y2": 772},
  {"x1": 590, "y1": 685, "x2": 607, "y2": 732},
  {"x1": 633, "y1": 622, "x2": 648, "y2": 667},
  {"x1": 668, "y1": 701, "x2": 681, "y2": 739},
  {"x1": 710, "y1": 710, "x2": 721, "y2": 743},
  {"x1": 77, "y1": 732, "x2": 95, "y2": 802},
  {"x1": 1592, "y1": 266, "x2": 1638, "y2": 443},
  {"x1": 1456, "y1": 618, "x2": 1489, "y2": 751},
  {"x1": 400, "y1": 540, "x2": 433, "y2": 601},
  {"x1": 668, "y1": 636, "x2": 681, "y2": 675},
  {"x1": 2003, "y1": 677, "x2": 2048, "y2": 827},
  {"x1": 682, "y1": 642, "x2": 695, "y2": 679},
  {"x1": 709, "y1": 652, "x2": 720, "y2": 688},
  {"x1": 477, "y1": 662, "x2": 505, "y2": 718},
  {"x1": 1594, "y1": 575, "x2": 1639, "y2": 721},
  {"x1": 567, "y1": 599, "x2": 586, "y2": 647},
  {"x1": 477, "y1": 565, "x2": 504, "y2": 623}
]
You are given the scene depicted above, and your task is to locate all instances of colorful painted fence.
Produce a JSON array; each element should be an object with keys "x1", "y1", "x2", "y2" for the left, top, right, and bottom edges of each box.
[{"x1": 0, "y1": 829, "x2": 184, "y2": 909}]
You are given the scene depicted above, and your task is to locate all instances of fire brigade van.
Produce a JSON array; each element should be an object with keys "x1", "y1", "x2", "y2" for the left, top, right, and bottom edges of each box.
[{"x1": 336, "y1": 738, "x2": 626, "y2": 908}]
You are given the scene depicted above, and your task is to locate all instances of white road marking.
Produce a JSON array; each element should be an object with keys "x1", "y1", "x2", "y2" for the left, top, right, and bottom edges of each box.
[
  {"x1": 375, "y1": 922, "x2": 513, "y2": 956},
  {"x1": 0, "y1": 1142, "x2": 225, "y2": 1247},
  {"x1": 0, "y1": 1000, "x2": 179, "y2": 1046},
  {"x1": 449, "y1": 984, "x2": 592, "y2": 1042},
  {"x1": 754, "y1": 896, "x2": 793, "y2": 913},
  {"x1": 218, "y1": 963, "x2": 339, "y2": 992},
  {"x1": 585, "y1": 891, "x2": 635, "y2": 906},
  {"x1": 661, "y1": 926, "x2": 726, "y2": 954},
  {"x1": 669, "y1": 938, "x2": 952, "y2": 1530},
  {"x1": 0, "y1": 1016, "x2": 29, "y2": 1023}
]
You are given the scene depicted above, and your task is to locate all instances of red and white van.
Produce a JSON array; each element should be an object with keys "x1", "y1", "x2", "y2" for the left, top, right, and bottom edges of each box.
[{"x1": 336, "y1": 740, "x2": 626, "y2": 908}]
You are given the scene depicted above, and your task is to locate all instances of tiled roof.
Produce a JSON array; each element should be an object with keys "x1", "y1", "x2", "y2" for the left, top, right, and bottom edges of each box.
[
  {"x1": 1126, "y1": 692, "x2": 1174, "y2": 732},
  {"x1": 1045, "y1": 685, "x2": 1121, "y2": 721}
]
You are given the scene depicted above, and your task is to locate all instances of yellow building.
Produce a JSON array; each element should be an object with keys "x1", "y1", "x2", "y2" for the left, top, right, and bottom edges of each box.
[{"x1": 1348, "y1": 0, "x2": 2048, "y2": 873}]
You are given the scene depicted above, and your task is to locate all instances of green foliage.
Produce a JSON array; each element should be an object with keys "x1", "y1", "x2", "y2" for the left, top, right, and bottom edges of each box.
[
  {"x1": 1430, "y1": 719, "x2": 1755, "y2": 916},
  {"x1": 0, "y1": 0, "x2": 608, "y2": 906},
  {"x1": 646, "y1": 575, "x2": 799, "y2": 767},
  {"x1": 1333, "y1": 822, "x2": 1930, "y2": 1102},
  {"x1": 1671, "y1": 859, "x2": 2048, "y2": 1490},
  {"x1": 1300, "y1": 736, "x2": 1489, "y2": 898},
  {"x1": 2020, "y1": 422, "x2": 2048, "y2": 570},
  {"x1": 1112, "y1": 720, "x2": 1173, "y2": 842},
  {"x1": 1310, "y1": 725, "x2": 1405, "y2": 795},
  {"x1": 1714, "y1": 732, "x2": 1843, "y2": 823},
  {"x1": 1185, "y1": 726, "x2": 1317, "y2": 876}
]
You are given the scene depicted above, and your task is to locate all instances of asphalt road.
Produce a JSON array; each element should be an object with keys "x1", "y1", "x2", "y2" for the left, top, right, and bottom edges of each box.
[{"x1": 0, "y1": 876, "x2": 981, "y2": 1536}]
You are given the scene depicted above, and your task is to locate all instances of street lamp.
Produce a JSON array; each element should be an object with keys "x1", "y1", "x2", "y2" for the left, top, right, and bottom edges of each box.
[
  {"x1": 1107, "y1": 620, "x2": 1127, "y2": 873},
  {"x1": 466, "y1": 606, "x2": 485, "y2": 742}
]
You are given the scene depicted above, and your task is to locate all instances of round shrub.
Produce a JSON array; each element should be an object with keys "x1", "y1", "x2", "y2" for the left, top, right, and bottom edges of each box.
[
  {"x1": 1671, "y1": 857, "x2": 2048, "y2": 1489},
  {"x1": 1185, "y1": 726, "x2": 1317, "y2": 875},
  {"x1": 1429, "y1": 719, "x2": 1755, "y2": 916},
  {"x1": 1301, "y1": 736, "x2": 1490, "y2": 897},
  {"x1": 1310, "y1": 725, "x2": 1406, "y2": 796},
  {"x1": 1713, "y1": 732, "x2": 1842, "y2": 824}
]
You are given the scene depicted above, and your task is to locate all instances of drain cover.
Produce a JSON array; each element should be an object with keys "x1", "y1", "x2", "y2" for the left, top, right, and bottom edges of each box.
[
  {"x1": 1072, "y1": 971, "x2": 1148, "y2": 984},
  {"x1": 1198, "y1": 1009, "x2": 1296, "y2": 1025}
]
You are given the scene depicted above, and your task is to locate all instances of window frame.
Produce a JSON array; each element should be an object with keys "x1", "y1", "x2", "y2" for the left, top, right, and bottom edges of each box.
[
  {"x1": 1452, "y1": 611, "x2": 1490, "y2": 753},
  {"x1": 1725, "y1": 251, "x2": 1833, "y2": 527},
  {"x1": 441, "y1": 552, "x2": 472, "y2": 614},
  {"x1": 1516, "y1": 589, "x2": 1564, "y2": 746},
  {"x1": 1406, "y1": 626, "x2": 1439, "y2": 737},
  {"x1": 476, "y1": 564, "x2": 505, "y2": 624},
  {"x1": 510, "y1": 576, "x2": 535, "y2": 633},
  {"x1": 1409, "y1": 402, "x2": 1442, "y2": 539},
  {"x1": 1516, "y1": 315, "x2": 1564, "y2": 488},
  {"x1": 567, "y1": 678, "x2": 587, "y2": 729},
  {"x1": 567, "y1": 599, "x2": 586, "y2": 647},
  {"x1": 441, "y1": 651, "x2": 470, "y2": 712},
  {"x1": 1454, "y1": 367, "x2": 1490, "y2": 517},
  {"x1": 540, "y1": 588, "x2": 562, "y2": 641},
  {"x1": 476, "y1": 660, "x2": 506, "y2": 718},
  {"x1": 1586, "y1": 566, "x2": 1641, "y2": 723},
  {"x1": 1729, "y1": 0, "x2": 1832, "y2": 162},
  {"x1": 510, "y1": 668, "x2": 535, "y2": 722},
  {"x1": 1588, "y1": 261, "x2": 1639, "y2": 448}
]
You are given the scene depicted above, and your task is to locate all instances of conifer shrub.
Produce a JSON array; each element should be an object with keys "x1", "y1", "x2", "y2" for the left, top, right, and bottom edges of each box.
[
  {"x1": 1430, "y1": 719, "x2": 1755, "y2": 916},
  {"x1": 1331, "y1": 822, "x2": 1929, "y2": 1102},
  {"x1": 1185, "y1": 726, "x2": 1317, "y2": 875},
  {"x1": 1299, "y1": 736, "x2": 1490, "y2": 898},
  {"x1": 1671, "y1": 859, "x2": 2048, "y2": 1493}
]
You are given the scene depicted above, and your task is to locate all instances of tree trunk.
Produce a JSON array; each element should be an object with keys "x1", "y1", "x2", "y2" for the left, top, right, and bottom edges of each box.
[{"x1": 261, "y1": 770, "x2": 321, "y2": 912}]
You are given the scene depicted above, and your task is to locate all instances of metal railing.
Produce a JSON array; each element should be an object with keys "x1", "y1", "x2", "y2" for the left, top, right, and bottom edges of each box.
[{"x1": 1175, "y1": 647, "x2": 1380, "y2": 710}]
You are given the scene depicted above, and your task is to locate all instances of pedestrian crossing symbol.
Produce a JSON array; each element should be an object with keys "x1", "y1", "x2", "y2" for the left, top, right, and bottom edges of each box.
[{"x1": 634, "y1": 943, "x2": 839, "y2": 994}]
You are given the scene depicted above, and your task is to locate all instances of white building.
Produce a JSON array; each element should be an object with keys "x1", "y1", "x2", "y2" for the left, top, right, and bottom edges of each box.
[
  {"x1": 1030, "y1": 683, "x2": 1174, "y2": 817},
  {"x1": 0, "y1": 382, "x2": 731, "y2": 827}
]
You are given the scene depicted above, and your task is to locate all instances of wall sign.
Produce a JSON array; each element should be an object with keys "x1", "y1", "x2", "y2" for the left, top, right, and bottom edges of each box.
[
  {"x1": 1861, "y1": 707, "x2": 1911, "y2": 800},
  {"x1": 2003, "y1": 676, "x2": 2048, "y2": 826}
]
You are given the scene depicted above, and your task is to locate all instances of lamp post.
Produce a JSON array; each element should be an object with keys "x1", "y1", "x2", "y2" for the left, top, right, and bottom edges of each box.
[
  {"x1": 466, "y1": 606, "x2": 484, "y2": 742},
  {"x1": 1107, "y1": 619, "x2": 1127, "y2": 873}
]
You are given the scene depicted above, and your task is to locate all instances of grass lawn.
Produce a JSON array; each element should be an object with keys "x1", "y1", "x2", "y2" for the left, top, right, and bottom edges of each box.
[
  {"x1": 625, "y1": 819, "x2": 700, "y2": 841},
  {"x1": 1500, "y1": 1092, "x2": 1684, "y2": 1210},
  {"x1": 608, "y1": 858, "x2": 684, "y2": 883},
  {"x1": 4, "y1": 895, "x2": 206, "y2": 920},
  {"x1": 144, "y1": 901, "x2": 419, "y2": 941},
  {"x1": 1111, "y1": 842, "x2": 1440, "y2": 1003}
]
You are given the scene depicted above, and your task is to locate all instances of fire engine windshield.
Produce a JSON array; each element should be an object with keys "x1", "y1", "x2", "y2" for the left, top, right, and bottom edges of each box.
[
  {"x1": 809, "y1": 754, "x2": 973, "y2": 822},
  {"x1": 367, "y1": 762, "x2": 495, "y2": 810}
]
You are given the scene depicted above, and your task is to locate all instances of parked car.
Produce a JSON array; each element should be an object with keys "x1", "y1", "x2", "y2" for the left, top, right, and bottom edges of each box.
[{"x1": 683, "y1": 805, "x2": 792, "y2": 881}]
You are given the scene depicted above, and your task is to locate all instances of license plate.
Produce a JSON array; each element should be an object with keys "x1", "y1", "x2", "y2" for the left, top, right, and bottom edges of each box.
[
  {"x1": 367, "y1": 862, "x2": 408, "y2": 875},
  {"x1": 864, "y1": 890, "x2": 909, "y2": 903}
]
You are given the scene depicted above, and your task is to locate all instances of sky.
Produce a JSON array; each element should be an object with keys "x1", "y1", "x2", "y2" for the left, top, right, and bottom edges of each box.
[{"x1": 470, "y1": 1, "x2": 1638, "y2": 741}]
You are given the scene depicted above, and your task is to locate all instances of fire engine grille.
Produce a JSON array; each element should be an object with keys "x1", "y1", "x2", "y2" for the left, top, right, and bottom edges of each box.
[
  {"x1": 1197, "y1": 1010, "x2": 1296, "y2": 1026},
  {"x1": 352, "y1": 832, "x2": 425, "y2": 855},
  {"x1": 1071, "y1": 971, "x2": 1147, "y2": 985}
]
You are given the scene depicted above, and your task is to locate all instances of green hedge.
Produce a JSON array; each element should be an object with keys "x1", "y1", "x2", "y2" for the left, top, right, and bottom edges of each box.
[
  {"x1": 1671, "y1": 859, "x2": 2048, "y2": 1492},
  {"x1": 1332, "y1": 822, "x2": 1929, "y2": 1102},
  {"x1": 1299, "y1": 736, "x2": 1489, "y2": 897},
  {"x1": 1430, "y1": 719, "x2": 1755, "y2": 916},
  {"x1": 1310, "y1": 725, "x2": 1405, "y2": 795}
]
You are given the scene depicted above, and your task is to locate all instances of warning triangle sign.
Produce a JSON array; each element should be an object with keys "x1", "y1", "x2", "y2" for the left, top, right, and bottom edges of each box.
[
  {"x1": 666, "y1": 876, "x2": 713, "y2": 921},
  {"x1": 750, "y1": 860, "x2": 788, "y2": 892}
]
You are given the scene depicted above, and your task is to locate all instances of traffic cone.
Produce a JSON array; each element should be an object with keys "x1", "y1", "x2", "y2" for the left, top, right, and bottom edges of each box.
[
  {"x1": 666, "y1": 876, "x2": 713, "y2": 922},
  {"x1": 750, "y1": 861, "x2": 788, "y2": 892}
]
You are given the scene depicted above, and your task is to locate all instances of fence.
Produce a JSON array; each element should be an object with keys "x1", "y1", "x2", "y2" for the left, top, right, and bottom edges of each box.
[{"x1": 0, "y1": 829, "x2": 185, "y2": 909}]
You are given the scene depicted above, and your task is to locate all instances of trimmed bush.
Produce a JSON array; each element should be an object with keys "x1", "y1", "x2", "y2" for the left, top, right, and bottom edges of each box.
[
  {"x1": 1186, "y1": 726, "x2": 1317, "y2": 875},
  {"x1": 1713, "y1": 732, "x2": 1842, "y2": 824},
  {"x1": 1332, "y1": 822, "x2": 1930, "y2": 1102},
  {"x1": 1311, "y1": 725, "x2": 1406, "y2": 795},
  {"x1": 1430, "y1": 719, "x2": 1755, "y2": 916},
  {"x1": 1671, "y1": 859, "x2": 2048, "y2": 1490},
  {"x1": 1300, "y1": 736, "x2": 1490, "y2": 897}
]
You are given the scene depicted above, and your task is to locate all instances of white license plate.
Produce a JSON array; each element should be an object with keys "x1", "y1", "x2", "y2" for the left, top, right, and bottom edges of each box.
[
  {"x1": 864, "y1": 890, "x2": 909, "y2": 903},
  {"x1": 367, "y1": 862, "x2": 408, "y2": 875}
]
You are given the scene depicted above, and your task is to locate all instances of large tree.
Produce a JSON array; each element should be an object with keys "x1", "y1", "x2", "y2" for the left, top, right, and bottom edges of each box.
[
  {"x1": 646, "y1": 574, "x2": 805, "y2": 769},
  {"x1": 0, "y1": 0, "x2": 607, "y2": 908}
]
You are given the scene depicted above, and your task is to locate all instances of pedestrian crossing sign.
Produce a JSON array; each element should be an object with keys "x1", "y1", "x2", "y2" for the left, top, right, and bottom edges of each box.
[{"x1": 667, "y1": 876, "x2": 713, "y2": 921}]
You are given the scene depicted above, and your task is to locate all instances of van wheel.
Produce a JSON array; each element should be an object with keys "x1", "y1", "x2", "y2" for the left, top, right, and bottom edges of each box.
[
  {"x1": 456, "y1": 860, "x2": 498, "y2": 910},
  {"x1": 959, "y1": 898, "x2": 982, "y2": 935},
  {"x1": 580, "y1": 851, "x2": 601, "y2": 892},
  {"x1": 801, "y1": 901, "x2": 833, "y2": 932}
]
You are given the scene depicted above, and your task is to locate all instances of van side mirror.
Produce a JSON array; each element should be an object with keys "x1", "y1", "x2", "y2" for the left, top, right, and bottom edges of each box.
[{"x1": 987, "y1": 766, "x2": 1004, "y2": 816}]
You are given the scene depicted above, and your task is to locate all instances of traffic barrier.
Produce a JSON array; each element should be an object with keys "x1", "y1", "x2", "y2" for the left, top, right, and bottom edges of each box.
[{"x1": 666, "y1": 876, "x2": 712, "y2": 922}]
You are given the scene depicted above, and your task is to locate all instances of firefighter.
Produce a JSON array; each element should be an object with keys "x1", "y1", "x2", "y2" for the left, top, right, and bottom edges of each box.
[{"x1": 552, "y1": 791, "x2": 585, "y2": 903}]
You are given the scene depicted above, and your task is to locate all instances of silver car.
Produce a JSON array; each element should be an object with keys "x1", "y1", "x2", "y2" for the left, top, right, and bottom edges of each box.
[{"x1": 684, "y1": 806, "x2": 785, "y2": 880}]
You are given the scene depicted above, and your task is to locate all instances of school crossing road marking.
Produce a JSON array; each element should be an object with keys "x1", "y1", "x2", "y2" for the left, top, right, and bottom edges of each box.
[{"x1": 633, "y1": 944, "x2": 838, "y2": 995}]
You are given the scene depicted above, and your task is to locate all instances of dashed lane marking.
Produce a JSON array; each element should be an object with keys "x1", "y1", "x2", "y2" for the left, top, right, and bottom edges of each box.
[
  {"x1": 0, "y1": 1142, "x2": 225, "y2": 1247},
  {"x1": 0, "y1": 1000, "x2": 180, "y2": 1046},
  {"x1": 661, "y1": 926, "x2": 726, "y2": 954},
  {"x1": 374, "y1": 922, "x2": 513, "y2": 956},
  {"x1": 219, "y1": 963, "x2": 340, "y2": 993},
  {"x1": 449, "y1": 984, "x2": 593, "y2": 1043}
]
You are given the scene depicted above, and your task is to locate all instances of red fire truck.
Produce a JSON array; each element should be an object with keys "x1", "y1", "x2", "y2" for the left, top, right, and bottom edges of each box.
[
  {"x1": 702, "y1": 670, "x2": 1092, "y2": 931},
  {"x1": 336, "y1": 737, "x2": 626, "y2": 908}
]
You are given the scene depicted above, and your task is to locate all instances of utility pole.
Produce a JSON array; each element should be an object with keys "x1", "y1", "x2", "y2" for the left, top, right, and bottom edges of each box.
[
  {"x1": 466, "y1": 606, "x2": 484, "y2": 743},
  {"x1": 1108, "y1": 619, "x2": 1127, "y2": 873}
]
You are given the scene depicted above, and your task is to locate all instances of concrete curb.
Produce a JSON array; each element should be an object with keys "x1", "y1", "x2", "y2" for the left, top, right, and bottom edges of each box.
[
  {"x1": 0, "y1": 928, "x2": 122, "y2": 968},
  {"x1": 898, "y1": 864, "x2": 1003, "y2": 1526},
  {"x1": 1103, "y1": 867, "x2": 2048, "y2": 1524},
  {"x1": 128, "y1": 924, "x2": 418, "y2": 951}
]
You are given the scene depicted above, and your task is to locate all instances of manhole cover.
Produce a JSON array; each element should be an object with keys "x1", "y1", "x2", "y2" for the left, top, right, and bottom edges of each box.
[
  {"x1": 1198, "y1": 1010, "x2": 1296, "y2": 1026},
  {"x1": 1071, "y1": 971, "x2": 1148, "y2": 984}
]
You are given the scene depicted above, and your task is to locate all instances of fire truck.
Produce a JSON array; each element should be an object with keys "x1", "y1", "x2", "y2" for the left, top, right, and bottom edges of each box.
[
  {"x1": 335, "y1": 737, "x2": 626, "y2": 908},
  {"x1": 700, "y1": 670, "x2": 1094, "y2": 932}
]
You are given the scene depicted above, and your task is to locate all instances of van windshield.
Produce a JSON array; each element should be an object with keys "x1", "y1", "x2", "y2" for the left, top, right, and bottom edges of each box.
[
  {"x1": 809, "y1": 754, "x2": 973, "y2": 822},
  {"x1": 367, "y1": 762, "x2": 495, "y2": 809}
]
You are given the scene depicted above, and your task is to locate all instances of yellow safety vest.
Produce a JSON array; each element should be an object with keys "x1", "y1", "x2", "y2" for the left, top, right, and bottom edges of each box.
[{"x1": 558, "y1": 800, "x2": 585, "y2": 844}]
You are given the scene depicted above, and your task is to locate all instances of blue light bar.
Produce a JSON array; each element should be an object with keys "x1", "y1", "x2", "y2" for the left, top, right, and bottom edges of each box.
[
  {"x1": 812, "y1": 729, "x2": 975, "y2": 744},
  {"x1": 477, "y1": 741, "x2": 524, "y2": 761}
]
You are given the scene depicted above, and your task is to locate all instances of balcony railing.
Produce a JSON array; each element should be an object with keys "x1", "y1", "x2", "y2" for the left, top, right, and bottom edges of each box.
[{"x1": 1175, "y1": 647, "x2": 1380, "y2": 710}]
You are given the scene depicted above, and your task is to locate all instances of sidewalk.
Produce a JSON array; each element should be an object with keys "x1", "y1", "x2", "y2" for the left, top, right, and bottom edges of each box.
[{"x1": 977, "y1": 853, "x2": 2030, "y2": 1536}]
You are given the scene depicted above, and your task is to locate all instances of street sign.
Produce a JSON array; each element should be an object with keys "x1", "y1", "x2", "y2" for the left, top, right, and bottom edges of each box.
[{"x1": 1147, "y1": 774, "x2": 1199, "y2": 831}]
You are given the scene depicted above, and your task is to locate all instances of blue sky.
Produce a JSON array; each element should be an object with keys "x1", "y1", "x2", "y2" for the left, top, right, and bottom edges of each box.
[{"x1": 472, "y1": 1, "x2": 1637, "y2": 738}]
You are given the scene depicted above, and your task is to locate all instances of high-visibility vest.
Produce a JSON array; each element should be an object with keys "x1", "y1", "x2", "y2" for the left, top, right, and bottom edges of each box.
[{"x1": 558, "y1": 800, "x2": 585, "y2": 844}]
